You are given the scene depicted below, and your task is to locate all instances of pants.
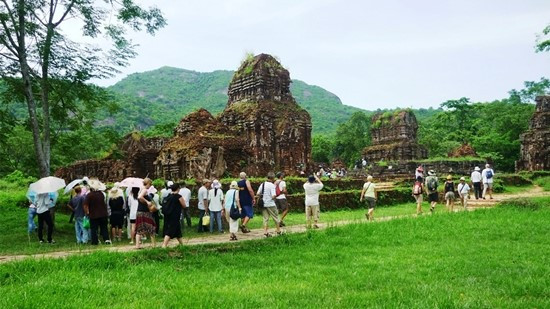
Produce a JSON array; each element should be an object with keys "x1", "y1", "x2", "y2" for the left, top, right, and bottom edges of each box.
[
  {"x1": 197, "y1": 209, "x2": 207, "y2": 232},
  {"x1": 181, "y1": 207, "x2": 192, "y2": 227},
  {"x1": 37, "y1": 210, "x2": 53, "y2": 242},
  {"x1": 153, "y1": 211, "x2": 160, "y2": 234},
  {"x1": 210, "y1": 211, "x2": 223, "y2": 233},
  {"x1": 28, "y1": 207, "x2": 37, "y2": 233},
  {"x1": 90, "y1": 217, "x2": 110, "y2": 245},
  {"x1": 473, "y1": 182, "x2": 482, "y2": 199},
  {"x1": 306, "y1": 205, "x2": 320, "y2": 222},
  {"x1": 262, "y1": 206, "x2": 280, "y2": 226},
  {"x1": 69, "y1": 211, "x2": 74, "y2": 223},
  {"x1": 74, "y1": 217, "x2": 89, "y2": 243},
  {"x1": 460, "y1": 195, "x2": 468, "y2": 208},
  {"x1": 225, "y1": 212, "x2": 239, "y2": 233}
]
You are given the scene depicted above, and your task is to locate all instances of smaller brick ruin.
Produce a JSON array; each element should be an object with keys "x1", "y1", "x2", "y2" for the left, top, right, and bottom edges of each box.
[
  {"x1": 362, "y1": 110, "x2": 427, "y2": 162},
  {"x1": 448, "y1": 144, "x2": 478, "y2": 158},
  {"x1": 516, "y1": 96, "x2": 550, "y2": 171}
]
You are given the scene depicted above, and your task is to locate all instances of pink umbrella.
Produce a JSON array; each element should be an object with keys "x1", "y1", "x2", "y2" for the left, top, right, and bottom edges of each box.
[{"x1": 119, "y1": 177, "x2": 144, "y2": 188}]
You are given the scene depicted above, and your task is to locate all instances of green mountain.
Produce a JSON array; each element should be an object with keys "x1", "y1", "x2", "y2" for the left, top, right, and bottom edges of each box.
[{"x1": 107, "y1": 66, "x2": 363, "y2": 134}]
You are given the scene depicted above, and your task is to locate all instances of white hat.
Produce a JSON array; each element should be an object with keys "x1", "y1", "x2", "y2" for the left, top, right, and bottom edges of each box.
[
  {"x1": 167, "y1": 181, "x2": 174, "y2": 187},
  {"x1": 88, "y1": 178, "x2": 106, "y2": 191},
  {"x1": 460, "y1": 177, "x2": 466, "y2": 181},
  {"x1": 212, "y1": 179, "x2": 221, "y2": 189},
  {"x1": 474, "y1": 166, "x2": 480, "y2": 171},
  {"x1": 428, "y1": 170, "x2": 436, "y2": 176}
]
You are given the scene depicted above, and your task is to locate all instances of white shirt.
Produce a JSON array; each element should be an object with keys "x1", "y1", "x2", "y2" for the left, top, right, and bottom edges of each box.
[
  {"x1": 470, "y1": 171, "x2": 482, "y2": 183},
  {"x1": 178, "y1": 187, "x2": 191, "y2": 208},
  {"x1": 303, "y1": 182, "x2": 323, "y2": 206},
  {"x1": 481, "y1": 168, "x2": 495, "y2": 184},
  {"x1": 457, "y1": 183, "x2": 470, "y2": 196},
  {"x1": 362, "y1": 182, "x2": 376, "y2": 198},
  {"x1": 257, "y1": 181, "x2": 276, "y2": 207},
  {"x1": 160, "y1": 188, "x2": 170, "y2": 200},
  {"x1": 197, "y1": 186, "x2": 208, "y2": 210},
  {"x1": 208, "y1": 188, "x2": 224, "y2": 212},
  {"x1": 275, "y1": 180, "x2": 286, "y2": 200},
  {"x1": 127, "y1": 195, "x2": 139, "y2": 220}
]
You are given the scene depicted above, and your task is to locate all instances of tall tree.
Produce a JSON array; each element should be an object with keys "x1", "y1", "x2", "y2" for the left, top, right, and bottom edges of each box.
[{"x1": 0, "y1": 0, "x2": 165, "y2": 176}]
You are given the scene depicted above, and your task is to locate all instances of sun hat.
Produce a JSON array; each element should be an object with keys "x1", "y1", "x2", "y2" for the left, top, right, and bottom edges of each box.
[
  {"x1": 88, "y1": 178, "x2": 106, "y2": 191},
  {"x1": 428, "y1": 170, "x2": 436, "y2": 176},
  {"x1": 167, "y1": 181, "x2": 174, "y2": 187},
  {"x1": 474, "y1": 166, "x2": 480, "y2": 171},
  {"x1": 230, "y1": 181, "x2": 238, "y2": 189},
  {"x1": 459, "y1": 177, "x2": 466, "y2": 181},
  {"x1": 212, "y1": 179, "x2": 221, "y2": 189},
  {"x1": 446, "y1": 175, "x2": 452, "y2": 180}
]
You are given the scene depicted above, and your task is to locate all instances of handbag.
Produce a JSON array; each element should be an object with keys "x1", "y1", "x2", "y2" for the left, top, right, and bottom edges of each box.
[
  {"x1": 202, "y1": 214, "x2": 210, "y2": 226},
  {"x1": 229, "y1": 191, "x2": 241, "y2": 220},
  {"x1": 82, "y1": 216, "x2": 90, "y2": 229},
  {"x1": 257, "y1": 183, "x2": 265, "y2": 208}
]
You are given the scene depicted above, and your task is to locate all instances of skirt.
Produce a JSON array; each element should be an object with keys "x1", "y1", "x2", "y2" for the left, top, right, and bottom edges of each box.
[
  {"x1": 135, "y1": 211, "x2": 156, "y2": 236},
  {"x1": 163, "y1": 213, "x2": 182, "y2": 238},
  {"x1": 110, "y1": 212, "x2": 124, "y2": 228}
]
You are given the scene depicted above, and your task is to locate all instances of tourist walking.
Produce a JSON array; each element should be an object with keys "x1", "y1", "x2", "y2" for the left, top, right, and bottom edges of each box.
[
  {"x1": 197, "y1": 179, "x2": 211, "y2": 233},
  {"x1": 275, "y1": 172, "x2": 289, "y2": 227},
  {"x1": 238, "y1": 172, "x2": 255, "y2": 233},
  {"x1": 135, "y1": 178, "x2": 157, "y2": 249},
  {"x1": 412, "y1": 176, "x2": 424, "y2": 214},
  {"x1": 360, "y1": 175, "x2": 377, "y2": 221},
  {"x1": 161, "y1": 183, "x2": 186, "y2": 248},
  {"x1": 68, "y1": 186, "x2": 88, "y2": 244},
  {"x1": 444, "y1": 175, "x2": 456, "y2": 212},
  {"x1": 457, "y1": 177, "x2": 471, "y2": 210},
  {"x1": 257, "y1": 172, "x2": 281, "y2": 237},
  {"x1": 425, "y1": 170, "x2": 439, "y2": 213},
  {"x1": 208, "y1": 180, "x2": 225, "y2": 233},
  {"x1": 224, "y1": 181, "x2": 242, "y2": 241},
  {"x1": 36, "y1": 193, "x2": 55, "y2": 243},
  {"x1": 27, "y1": 200, "x2": 37, "y2": 234},
  {"x1": 178, "y1": 181, "x2": 192, "y2": 228},
  {"x1": 108, "y1": 185, "x2": 125, "y2": 241},
  {"x1": 415, "y1": 165, "x2": 424, "y2": 180},
  {"x1": 471, "y1": 166, "x2": 482, "y2": 199},
  {"x1": 83, "y1": 179, "x2": 111, "y2": 245},
  {"x1": 482, "y1": 164, "x2": 495, "y2": 199},
  {"x1": 127, "y1": 187, "x2": 140, "y2": 244},
  {"x1": 303, "y1": 174, "x2": 324, "y2": 229}
]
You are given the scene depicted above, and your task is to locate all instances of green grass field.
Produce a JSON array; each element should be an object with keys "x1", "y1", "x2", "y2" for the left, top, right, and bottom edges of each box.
[{"x1": 1, "y1": 197, "x2": 549, "y2": 308}]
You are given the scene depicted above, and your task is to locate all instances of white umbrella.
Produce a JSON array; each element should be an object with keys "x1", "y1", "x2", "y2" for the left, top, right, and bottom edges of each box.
[
  {"x1": 29, "y1": 176, "x2": 66, "y2": 194},
  {"x1": 119, "y1": 177, "x2": 144, "y2": 188},
  {"x1": 64, "y1": 178, "x2": 83, "y2": 194}
]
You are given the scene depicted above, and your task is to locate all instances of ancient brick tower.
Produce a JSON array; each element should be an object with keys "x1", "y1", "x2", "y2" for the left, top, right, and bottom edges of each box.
[
  {"x1": 220, "y1": 54, "x2": 312, "y2": 175},
  {"x1": 362, "y1": 110, "x2": 428, "y2": 162},
  {"x1": 516, "y1": 96, "x2": 550, "y2": 171}
]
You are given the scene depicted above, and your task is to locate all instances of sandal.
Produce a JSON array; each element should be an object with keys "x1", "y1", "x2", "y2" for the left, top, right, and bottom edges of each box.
[
  {"x1": 264, "y1": 233, "x2": 272, "y2": 238},
  {"x1": 229, "y1": 235, "x2": 238, "y2": 241}
]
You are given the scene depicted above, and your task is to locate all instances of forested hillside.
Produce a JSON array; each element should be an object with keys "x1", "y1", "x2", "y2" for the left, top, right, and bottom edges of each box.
[{"x1": 106, "y1": 66, "x2": 362, "y2": 134}]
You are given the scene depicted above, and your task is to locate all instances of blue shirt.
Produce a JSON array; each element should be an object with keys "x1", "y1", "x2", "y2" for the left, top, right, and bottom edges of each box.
[
  {"x1": 238, "y1": 179, "x2": 252, "y2": 207},
  {"x1": 224, "y1": 189, "x2": 238, "y2": 211},
  {"x1": 69, "y1": 195, "x2": 85, "y2": 218}
]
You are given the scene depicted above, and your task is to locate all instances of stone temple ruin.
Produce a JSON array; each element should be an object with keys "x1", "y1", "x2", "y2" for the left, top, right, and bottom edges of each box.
[
  {"x1": 516, "y1": 95, "x2": 550, "y2": 171},
  {"x1": 56, "y1": 54, "x2": 312, "y2": 181},
  {"x1": 362, "y1": 110, "x2": 427, "y2": 162}
]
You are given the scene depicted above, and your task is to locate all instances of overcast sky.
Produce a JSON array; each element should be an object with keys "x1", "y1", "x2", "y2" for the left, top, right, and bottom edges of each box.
[{"x1": 84, "y1": 0, "x2": 550, "y2": 110}]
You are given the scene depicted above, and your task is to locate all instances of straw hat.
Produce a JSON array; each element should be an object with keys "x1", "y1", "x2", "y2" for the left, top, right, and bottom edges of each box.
[
  {"x1": 446, "y1": 175, "x2": 452, "y2": 180},
  {"x1": 459, "y1": 177, "x2": 466, "y2": 181},
  {"x1": 230, "y1": 181, "x2": 238, "y2": 190},
  {"x1": 88, "y1": 178, "x2": 106, "y2": 191}
]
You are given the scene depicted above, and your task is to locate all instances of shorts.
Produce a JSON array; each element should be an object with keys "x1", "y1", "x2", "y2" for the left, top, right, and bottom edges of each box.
[
  {"x1": 130, "y1": 219, "x2": 136, "y2": 224},
  {"x1": 241, "y1": 205, "x2": 254, "y2": 219},
  {"x1": 365, "y1": 197, "x2": 376, "y2": 209},
  {"x1": 445, "y1": 192, "x2": 455, "y2": 201},
  {"x1": 484, "y1": 183, "x2": 493, "y2": 189},
  {"x1": 306, "y1": 205, "x2": 320, "y2": 222},
  {"x1": 275, "y1": 199, "x2": 289, "y2": 211},
  {"x1": 428, "y1": 192, "x2": 439, "y2": 203},
  {"x1": 414, "y1": 194, "x2": 423, "y2": 203},
  {"x1": 262, "y1": 206, "x2": 280, "y2": 225}
]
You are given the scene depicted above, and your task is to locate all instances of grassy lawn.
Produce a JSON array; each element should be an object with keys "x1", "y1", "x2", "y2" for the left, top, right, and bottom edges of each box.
[{"x1": 1, "y1": 197, "x2": 549, "y2": 308}]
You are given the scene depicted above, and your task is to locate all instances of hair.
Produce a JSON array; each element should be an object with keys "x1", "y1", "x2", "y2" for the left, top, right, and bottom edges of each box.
[
  {"x1": 143, "y1": 178, "x2": 152, "y2": 186},
  {"x1": 180, "y1": 181, "x2": 186, "y2": 187},
  {"x1": 308, "y1": 175, "x2": 315, "y2": 183},
  {"x1": 171, "y1": 183, "x2": 180, "y2": 191},
  {"x1": 367, "y1": 175, "x2": 373, "y2": 182},
  {"x1": 267, "y1": 171, "x2": 275, "y2": 180},
  {"x1": 276, "y1": 172, "x2": 283, "y2": 179},
  {"x1": 74, "y1": 186, "x2": 82, "y2": 194},
  {"x1": 239, "y1": 172, "x2": 247, "y2": 179},
  {"x1": 131, "y1": 187, "x2": 140, "y2": 199}
]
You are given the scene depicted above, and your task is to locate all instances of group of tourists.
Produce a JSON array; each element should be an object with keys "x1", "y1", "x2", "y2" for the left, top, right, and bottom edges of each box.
[
  {"x1": 28, "y1": 163, "x2": 495, "y2": 247},
  {"x1": 412, "y1": 164, "x2": 495, "y2": 214}
]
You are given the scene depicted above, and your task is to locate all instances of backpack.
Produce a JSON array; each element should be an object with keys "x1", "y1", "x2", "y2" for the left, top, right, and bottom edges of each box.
[
  {"x1": 486, "y1": 170, "x2": 493, "y2": 179},
  {"x1": 427, "y1": 177, "x2": 438, "y2": 192},
  {"x1": 413, "y1": 181, "x2": 422, "y2": 195},
  {"x1": 161, "y1": 195, "x2": 173, "y2": 216},
  {"x1": 275, "y1": 180, "x2": 282, "y2": 197}
]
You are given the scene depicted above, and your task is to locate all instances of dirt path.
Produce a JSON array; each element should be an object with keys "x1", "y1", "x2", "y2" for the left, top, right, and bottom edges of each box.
[{"x1": 1, "y1": 186, "x2": 548, "y2": 264}]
